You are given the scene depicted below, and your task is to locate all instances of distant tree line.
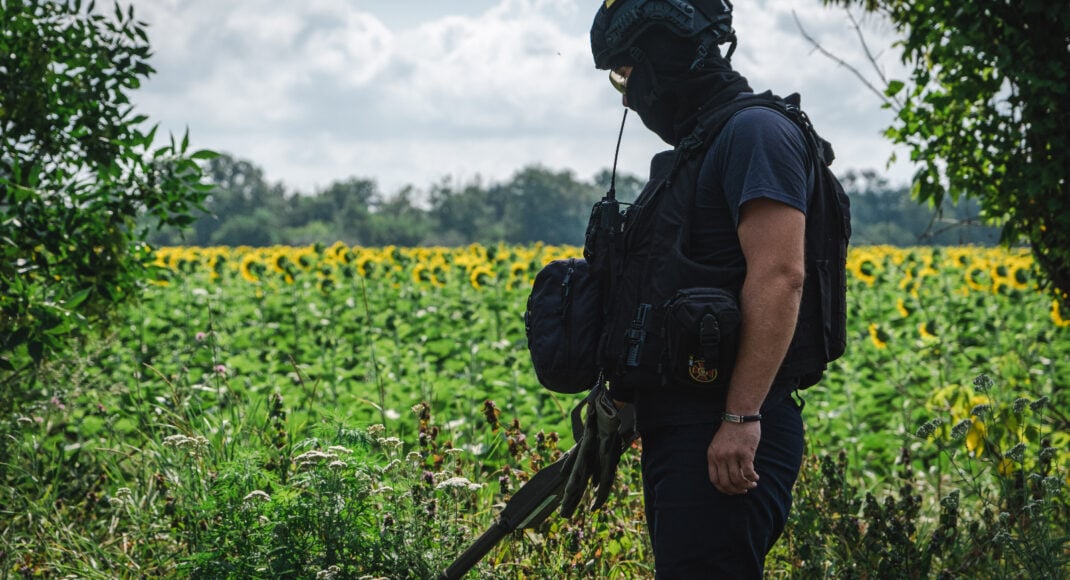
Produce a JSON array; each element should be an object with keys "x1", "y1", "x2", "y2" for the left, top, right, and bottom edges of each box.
[
  {"x1": 146, "y1": 153, "x2": 1000, "y2": 248},
  {"x1": 838, "y1": 169, "x2": 999, "y2": 247}
]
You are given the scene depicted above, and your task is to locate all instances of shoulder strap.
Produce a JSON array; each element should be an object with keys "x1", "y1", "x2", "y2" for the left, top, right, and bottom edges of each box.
[{"x1": 666, "y1": 91, "x2": 784, "y2": 184}]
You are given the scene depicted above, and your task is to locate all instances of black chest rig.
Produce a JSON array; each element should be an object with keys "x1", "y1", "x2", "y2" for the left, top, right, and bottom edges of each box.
[{"x1": 584, "y1": 92, "x2": 851, "y2": 396}]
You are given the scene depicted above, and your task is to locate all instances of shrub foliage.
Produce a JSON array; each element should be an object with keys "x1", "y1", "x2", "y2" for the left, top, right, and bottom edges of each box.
[{"x1": 0, "y1": 0, "x2": 213, "y2": 373}]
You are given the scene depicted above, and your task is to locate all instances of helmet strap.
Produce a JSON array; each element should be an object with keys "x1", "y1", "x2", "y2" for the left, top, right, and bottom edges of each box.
[
  {"x1": 690, "y1": 36, "x2": 716, "y2": 71},
  {"x1": 723, "y1": 36, "x2": 738, "y2": 62}
]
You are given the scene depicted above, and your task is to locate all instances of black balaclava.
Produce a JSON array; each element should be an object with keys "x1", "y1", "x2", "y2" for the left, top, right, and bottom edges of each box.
[{"x1": 625, "y1": 32, "x2": 752, "y2": 146}]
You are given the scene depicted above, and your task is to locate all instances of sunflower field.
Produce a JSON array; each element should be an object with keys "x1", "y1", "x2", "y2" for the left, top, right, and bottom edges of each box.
[{"x1": 2, "y1": 242, "x2": 1067, "y2": 577}]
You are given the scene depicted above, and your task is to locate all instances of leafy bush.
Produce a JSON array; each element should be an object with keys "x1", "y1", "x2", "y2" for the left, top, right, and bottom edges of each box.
[
  {"x1": 782, "y1": 375, "x2": 1068, "y2": 578},
  {"x1": 0, "y1": 0, "x2": 214, "y2": 373}
]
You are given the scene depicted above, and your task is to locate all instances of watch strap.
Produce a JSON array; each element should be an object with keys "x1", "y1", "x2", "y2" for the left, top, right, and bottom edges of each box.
[{"x1": 721, "y1": 411, "x2": 762, "y2": 423}]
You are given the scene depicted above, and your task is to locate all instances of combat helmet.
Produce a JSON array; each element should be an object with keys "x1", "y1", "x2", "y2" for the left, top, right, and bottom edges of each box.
[{"x1": 590, "y1": 0, "x2": 737, "y2": 71}]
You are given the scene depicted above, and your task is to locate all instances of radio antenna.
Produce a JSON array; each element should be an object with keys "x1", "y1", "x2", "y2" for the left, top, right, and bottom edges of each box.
[{"x1": 607, "y1": 108, "x2": 628, "y2": 202}]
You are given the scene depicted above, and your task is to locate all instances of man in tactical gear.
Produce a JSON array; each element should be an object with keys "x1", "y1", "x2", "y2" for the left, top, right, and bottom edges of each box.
[{"x1": 584, "y1": 0, "x2": 850, "y2": 577}]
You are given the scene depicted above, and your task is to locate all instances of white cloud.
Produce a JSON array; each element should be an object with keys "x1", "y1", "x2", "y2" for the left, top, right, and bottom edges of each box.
[
  {"x1": 382, "y1": 6, "x2": 600, "y2": 131},
  {"x1": 131, "y1": 0, "x2": 916, "y2": 195},
  {"x1": 303, "y1": 12, "x2": 394, "y2": 87},
  {"x1": 222, "y1": 8, "x2": 305, "y2": 47}
]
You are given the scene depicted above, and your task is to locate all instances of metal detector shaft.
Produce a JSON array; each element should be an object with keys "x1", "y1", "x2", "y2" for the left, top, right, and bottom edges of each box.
[{"x1": 438, "y1": 448, "x2": 575, "y2": 579}]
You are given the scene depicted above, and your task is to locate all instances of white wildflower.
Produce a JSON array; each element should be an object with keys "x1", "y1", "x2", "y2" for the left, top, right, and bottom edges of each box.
[
  {"x1": 970, "y1": 404, "x2": 992, "y2": 418},
  {"x1": 462, "y1": 443, "x2": 485, "y2": 456},
  {"x1": 109, "y1": 487, "x2": 134, "y2": 506},
  {"x1": 1004, "y1": 443, "x2": 1027, "y2": 463},
  {"x1": 294, "y1": 449, "x2": 340, "y2": 470},
  {"x1": 951, "y1": 419, "x2": 973, "y2": 440},
  {"x1": 162, "y1": 434, "x2": 210, "y2": 454},
  {"x1": 353, "y1": 471, "x2": 373, "y2": 488},
  {"x1": 243, "y1": 490, "x2": 271, "y2": 503},
  {"x1": 327, "y1": 445, "x2": 353, "y2": 455},
  {"x1": 162, "y1": 434, "x2": 190, "y2": 447},
  {"x1": 435, "y1": 477, "x2": 484, "y2": 492},
  {"x1": 293, "y1": 450, "x2": 337, "y2": 463},
  {"x1": 366, "y1": 424, "x2": 386, "y2": 437},
  {"x1": 316, "y1": 565, "x2": 341, "y2": 580}
]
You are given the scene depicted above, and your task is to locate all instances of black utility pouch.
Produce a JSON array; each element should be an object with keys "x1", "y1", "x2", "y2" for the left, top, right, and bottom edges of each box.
[
  {"x1": 525, "y1": 258, "x2": 604, "y2": 394},
  {"x1": 662, "y1": 287, "x2": 741, "y2": 386}
]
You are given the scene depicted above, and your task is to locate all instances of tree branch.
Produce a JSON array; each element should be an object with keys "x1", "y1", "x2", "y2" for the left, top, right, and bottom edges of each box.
[{"x1": 792, "y1": 9, "x2": 901, "y2": 112}]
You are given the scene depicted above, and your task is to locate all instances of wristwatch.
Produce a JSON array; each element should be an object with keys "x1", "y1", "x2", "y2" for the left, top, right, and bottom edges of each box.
[{"x1": 721, "y1": 412, "x2": 762, "y2": 423}]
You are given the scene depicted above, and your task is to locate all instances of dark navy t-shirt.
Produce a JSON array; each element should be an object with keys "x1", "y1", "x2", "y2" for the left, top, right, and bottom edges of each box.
[
  {"x1": 688, "y1": 105, "x2": 814, "y2": 268},
  {"x1": 637, "y1": 103, "x2": 815, "y2": 429}
]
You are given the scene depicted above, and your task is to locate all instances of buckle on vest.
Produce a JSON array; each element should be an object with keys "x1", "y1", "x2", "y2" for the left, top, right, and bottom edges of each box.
[
  {"x1": 700, "y1": 313, "x2": 720, "y2": 363},
  {"x1": 624, "y1": 303, "x2": 652, "y2": 367}
]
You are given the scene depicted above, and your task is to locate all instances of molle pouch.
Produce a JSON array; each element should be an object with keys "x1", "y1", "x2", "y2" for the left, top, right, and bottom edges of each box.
[
  {"x1": 525, "y1": 258, "x2": 604, "y2": 394},
  {"x1": 662, "y1": 287, "x2": 741, "y2": 387}
]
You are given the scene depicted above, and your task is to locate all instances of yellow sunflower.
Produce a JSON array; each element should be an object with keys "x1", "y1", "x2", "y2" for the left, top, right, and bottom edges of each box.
[
  {"x1": 918, "y1": 320, "x2": 938, "y2": 341},
  {"x1": 848, "y1": 254, "x2": 879, "y2": 286},
  {"x1": 507, "y1": 261, "x2": 530, "y2": 290},
  {"x1": 240, "y1": 254, "x2": 262, "y2": 284},
  {"x1": 868, "y1": 323, "x2": 888, "y2": 349},
  {"x1": 412, "y1": 263, "x2": 432, "y2": 285},
  {"x1": 1051, "y1": 299, "x2": 1070, "y2": 328},
  {"x1": 964, "y1": 265, "x2": 989, "y2": 293},
  {"x1": 896, "y1": 298, "x2": 913, "y2": 318},
  {"x1": 469, "y1": 265, "x2": 496, "y2": 290}
]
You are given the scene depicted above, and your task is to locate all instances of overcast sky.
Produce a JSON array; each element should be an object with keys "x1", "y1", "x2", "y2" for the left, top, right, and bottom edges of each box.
[{"x1": 132, "y1": 0, "x2": 911, "y2": 197}]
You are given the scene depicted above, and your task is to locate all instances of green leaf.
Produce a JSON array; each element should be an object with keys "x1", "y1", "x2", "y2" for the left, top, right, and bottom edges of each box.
[
  {"x1": 65, "y1": 287, "x2": 93, "y2": 310},
  {"x1": 885, "y1": 79, "x2": 905, "y2": 97},
  {"x1": 191, "y1": 149, "x2": 219, "y2": 161}
]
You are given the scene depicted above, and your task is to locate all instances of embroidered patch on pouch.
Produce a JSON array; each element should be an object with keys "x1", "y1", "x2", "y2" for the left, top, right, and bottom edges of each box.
[{"x1": 688, "y1": 356, "x2": 718, "y2": 383}]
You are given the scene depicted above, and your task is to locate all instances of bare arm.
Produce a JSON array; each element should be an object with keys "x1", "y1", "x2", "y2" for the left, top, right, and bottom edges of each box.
[
  {"x1": 727, "y1": 197, "x2": 806, "y2": 414},
  {"x1": 707, "y1": 197, "x2": 805, "y2": 494}
]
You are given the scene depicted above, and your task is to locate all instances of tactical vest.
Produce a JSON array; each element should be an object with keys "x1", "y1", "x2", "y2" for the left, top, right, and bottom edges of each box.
[{"x1": 585, "y1": 92, "x2": 851, "y2": 394}]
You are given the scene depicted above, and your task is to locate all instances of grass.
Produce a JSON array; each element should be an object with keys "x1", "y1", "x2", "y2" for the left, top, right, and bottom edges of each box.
[{"x1": 1, "y1": 244, "x2": 1068, "y2": 577}]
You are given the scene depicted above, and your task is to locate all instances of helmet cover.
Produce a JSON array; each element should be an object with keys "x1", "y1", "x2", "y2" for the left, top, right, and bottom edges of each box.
[{"x1": 590, "y1": 0, "x2": 735, "y2": 70}]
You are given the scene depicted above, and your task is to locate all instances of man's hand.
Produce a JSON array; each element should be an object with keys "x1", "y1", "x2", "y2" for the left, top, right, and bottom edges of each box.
[
  {"x1": 706, "y1": 196, "x2": 804, "y2": 495},
  {"x1": 707, "y1": 422, "x2": 761, "y2": 494}
]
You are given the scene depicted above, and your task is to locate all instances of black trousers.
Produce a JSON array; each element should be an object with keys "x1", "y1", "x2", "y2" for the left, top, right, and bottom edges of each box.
[{"x1": 640, "y1": 395, "x2": 805, "y2": 579}]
